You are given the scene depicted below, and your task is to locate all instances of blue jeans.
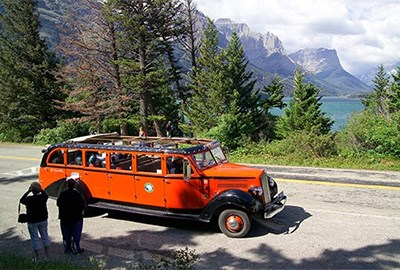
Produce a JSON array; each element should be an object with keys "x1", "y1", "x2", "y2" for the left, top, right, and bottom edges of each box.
[
  {"x1": 28, "y1": 220, "x2": 50, "y2": 251},
  {"x1": 60, "y1": 220, "x2": 83, "y2": 253}
]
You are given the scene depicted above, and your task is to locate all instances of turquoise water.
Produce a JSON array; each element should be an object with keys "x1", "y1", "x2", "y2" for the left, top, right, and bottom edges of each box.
[{"x1": 271, "y1": 97, "x2": 364, "y2": 131}]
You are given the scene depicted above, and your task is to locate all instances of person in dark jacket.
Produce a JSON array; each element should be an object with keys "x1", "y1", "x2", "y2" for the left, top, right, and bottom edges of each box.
[
  {"x1": 57, "y1": 178, "x2": 85, "y2": 255},
  {"x1": 20, "y1": 181, "x2": 50, "y2": 262}
]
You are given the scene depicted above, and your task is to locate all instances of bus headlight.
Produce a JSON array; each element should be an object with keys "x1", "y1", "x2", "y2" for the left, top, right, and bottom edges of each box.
[{"x1": 249, "y1": 186, "x2": 263, "y2": 196}]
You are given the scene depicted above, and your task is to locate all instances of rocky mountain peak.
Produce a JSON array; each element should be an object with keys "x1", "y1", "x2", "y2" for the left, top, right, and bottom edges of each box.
[
  {"x1": 289, "y1": 48, "x2": 343, "y2": 74},
  {"x1": 214, "y1": 20, "x2": 286, "y2": 57},
  {"x1": 264, "y1": 31, "x2": 286, "y2": 56},
  {"x1": 214, "y1": 18, "x2": 251, "y2": 37}
]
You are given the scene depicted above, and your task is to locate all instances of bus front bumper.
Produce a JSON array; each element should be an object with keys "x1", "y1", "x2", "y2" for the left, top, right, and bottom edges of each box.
[{"x1": 264, "y1": 191, "x2": 286, "y2": 219}]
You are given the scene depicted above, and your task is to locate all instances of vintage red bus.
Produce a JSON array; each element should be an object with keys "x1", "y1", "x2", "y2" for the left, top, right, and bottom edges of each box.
[{"x1": 39, "y1": 133, "x2": 286, "y2": 237}]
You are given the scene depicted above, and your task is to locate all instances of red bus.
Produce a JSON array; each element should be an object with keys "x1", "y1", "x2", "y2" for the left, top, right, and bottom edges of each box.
[{"x1": 39, "y1": 133, "x2": 286, "y2": 238}]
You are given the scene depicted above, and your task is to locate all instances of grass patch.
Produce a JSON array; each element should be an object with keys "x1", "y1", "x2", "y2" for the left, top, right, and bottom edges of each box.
[{"x1": 0, "y1": 253, "x2": 87, "y2": 270}]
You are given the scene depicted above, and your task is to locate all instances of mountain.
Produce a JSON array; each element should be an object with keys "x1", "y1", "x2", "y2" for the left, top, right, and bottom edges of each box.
[
  {"x1": 215, "y1": 19, "x2": 295, "y2": 77},
  {"x1": 32, "y1": 2, "x2": 371, "y2": 97},
  {"x1": 214, "y1": 19, "x2": 371, "y2": 96},
  {"x1": 359, "y1": 61, "x2": 400, "y2": 87},
  {"x1": 289, "y1": 48, "x2": 371, "y2": 96}
]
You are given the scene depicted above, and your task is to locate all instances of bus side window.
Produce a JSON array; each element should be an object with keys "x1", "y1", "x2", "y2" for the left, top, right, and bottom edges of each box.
[
  {"x1": 86, "y1": 151, "x2": 106, "y2": 168},
  {"x1": 110, "y1": 152, "x2": 131, "y2": 170},
  {"x1": 67, "y1": 149, "x2": 82, "y2": 166},
  {"x1": 167, "y1": 156, "x2": 183, "y2": 174},
  {"x1": 49, "y1": 150, "x2": 64, "y2": 164},
  {"x1": 137, "y1": 154, "x2": 161, "y2": 173}
]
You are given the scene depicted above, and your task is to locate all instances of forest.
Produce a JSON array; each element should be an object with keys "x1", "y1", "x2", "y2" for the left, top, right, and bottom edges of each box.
[{"x1": 0, "y1": 0, "x2": 399, "y2": 170}]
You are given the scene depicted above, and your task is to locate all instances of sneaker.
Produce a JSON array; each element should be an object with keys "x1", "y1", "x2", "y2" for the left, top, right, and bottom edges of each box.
[{"x1": 76, "y1": 248, "x2": 84, "y2": 255}]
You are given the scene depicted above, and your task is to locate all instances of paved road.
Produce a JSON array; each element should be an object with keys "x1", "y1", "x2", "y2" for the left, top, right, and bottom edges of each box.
[{"x1": 1, "y1": 144, "x2": 399, "y2": 269}]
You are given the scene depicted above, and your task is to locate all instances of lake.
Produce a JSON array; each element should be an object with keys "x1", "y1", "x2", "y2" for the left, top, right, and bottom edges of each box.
[{"x1": 271, "y1": 97, "x2": 364, "y2": 131}]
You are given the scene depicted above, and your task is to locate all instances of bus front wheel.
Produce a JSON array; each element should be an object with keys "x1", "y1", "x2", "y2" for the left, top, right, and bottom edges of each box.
[{"x1": 218, "y1": 209, "x2": 251, "y2": 238}]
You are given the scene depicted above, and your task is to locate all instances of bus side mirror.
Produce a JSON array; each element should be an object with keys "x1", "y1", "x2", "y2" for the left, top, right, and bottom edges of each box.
[{"x1": 183, "y1": 158, "x2": 191, "y2": 182}]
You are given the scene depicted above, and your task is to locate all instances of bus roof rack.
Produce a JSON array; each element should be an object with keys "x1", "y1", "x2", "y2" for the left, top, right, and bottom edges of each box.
[{"x1": 64, "y1": 133, "x2": 214, "y2": 146}]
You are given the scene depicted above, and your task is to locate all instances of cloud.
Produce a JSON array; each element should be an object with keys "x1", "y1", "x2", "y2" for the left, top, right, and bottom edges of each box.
[
  {"x1": 307, "y1": 19, "x2": 365, "y2": 36},
  {"x1": 196, "y1": 0, "x2": 400, "y2": 76}
]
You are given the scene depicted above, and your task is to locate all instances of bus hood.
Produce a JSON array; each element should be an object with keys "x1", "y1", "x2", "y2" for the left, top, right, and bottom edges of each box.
[{"x1": 202, "y1": 162, "x2": 263, "y2": 178}]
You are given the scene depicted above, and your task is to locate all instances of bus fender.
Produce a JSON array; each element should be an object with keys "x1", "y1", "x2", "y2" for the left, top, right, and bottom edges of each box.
[
  {"x1": 44, "y1": 178, "x2": 92, "y2": 206},
  {"x1": 200, "y1": 189, "x2": 256, "y2": 222},
  {"x1": 44, "y1": 178, "x2": 65, "y2": 199}
]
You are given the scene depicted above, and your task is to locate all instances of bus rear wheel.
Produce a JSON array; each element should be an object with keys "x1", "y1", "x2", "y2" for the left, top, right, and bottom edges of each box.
[{"x1": 218, "y1": 209, "x2": 251, "y2": 238}]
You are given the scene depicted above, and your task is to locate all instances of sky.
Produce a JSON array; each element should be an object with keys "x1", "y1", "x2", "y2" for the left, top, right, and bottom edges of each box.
[{"x1": 196, "y1": 0, "x2": 400, "y2": 76}]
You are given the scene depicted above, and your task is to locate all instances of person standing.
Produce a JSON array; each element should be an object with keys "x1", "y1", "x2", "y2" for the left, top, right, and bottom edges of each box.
[
  {"x1": 57, "y1": 178, "x2": 85, "y2": 255},
  {"x1": 19, "y1": 181, "x2": 50, "y2": 262},
  {"x1": 138, "y1": 126, "x2": 146, "y2": 137},
  {"x1": 166, "y1": 121, "x2": 174, "y2": 137}
]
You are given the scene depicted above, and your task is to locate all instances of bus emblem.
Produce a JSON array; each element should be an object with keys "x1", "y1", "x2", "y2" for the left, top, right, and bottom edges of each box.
[{"x1": 144, "y1": 183, "x2": 155, "y2": 193}]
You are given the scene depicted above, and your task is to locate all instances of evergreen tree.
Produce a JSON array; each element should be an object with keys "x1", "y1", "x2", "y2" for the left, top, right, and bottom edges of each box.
[
  {"x1": 111, "y1": 0, "x2": 184, "y2": 136},
  {"x1": 224, "y1": 33, "x2": 260, "y2": 114},
  {"x1": 184, "y1": 18, "x2": 228, "y2": 134},
  {"x1": 363, "y1": 64, "x2": 390, "y2": 116},
  {"x1": 180, "y1": 0, "x2": 200, "y2": 75},
  {"x1": 58, "y1": 0, "x2": 129, "y2": 134},
  {"x1": 277, "y1": 70, "x2": 332, "y2": 138},
  {"x1": 260, "y1": 75, "x2": 286, "y2": 140},
  {"x1": 0, "y1": 0, "x2": 63, "y2": 141},
  {"x1": 186, "y1": 24, "x2": 270, "y2": 147},
  {"x1": 388, "y1": 66, "x2": 400, "y2": 114},
  {"x1": 223, "y1": 32, "x2": 266, "y2": 141},
  {"x1": 262, "y1": 75, "x2": 286, "y2": 112}
]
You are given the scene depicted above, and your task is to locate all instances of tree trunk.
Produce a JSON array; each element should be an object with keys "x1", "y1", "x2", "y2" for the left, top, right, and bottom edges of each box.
[{"x1": 120, "y1": 122, "x2": 128, "y2": 135}]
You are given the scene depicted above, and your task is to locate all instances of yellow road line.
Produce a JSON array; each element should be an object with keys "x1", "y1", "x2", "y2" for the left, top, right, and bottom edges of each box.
[
  {"x1": 276, "y1": 178, "x2": 400, "y2": 191},
  {"x1": 0, "y1": 155, "x2": 40, "y2": 161}
]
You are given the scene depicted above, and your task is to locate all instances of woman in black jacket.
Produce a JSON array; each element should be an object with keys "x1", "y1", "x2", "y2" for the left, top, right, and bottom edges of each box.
[
  {"x1": 20, "y1": 181, "x2": 50, "y2": 262},
  {"x1": 57, "y1": 178, "x2": 85, "y2": 255}
]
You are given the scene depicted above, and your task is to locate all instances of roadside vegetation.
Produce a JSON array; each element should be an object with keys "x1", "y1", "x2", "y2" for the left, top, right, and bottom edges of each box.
[
  {"x1": 0, "y1": 247, "x2": 198, "y2": 269},
  {"x1": 0, "y1": 0, "x2": 399, "y2": 172}
]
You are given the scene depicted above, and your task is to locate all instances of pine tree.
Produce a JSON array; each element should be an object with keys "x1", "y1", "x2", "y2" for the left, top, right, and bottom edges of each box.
[
  {"x1": 363, "y1": 64, "x2": 390, "y2": 116},
  {"x1": 58, "y1": 0, "x2": 130, "y2": 134},
  {"x1": 223, "y1": 32, "x2": 267, "y2": 141},
  {"x1": 180, "y1": 0, "x2": 200, "y2": 75},
  {"x1": 184, "y1": 18, "x2": 228, "y2": 134},
  {"x1": 260, "y1": 75, "x2": 286, "y2": 140},
  {"x1": 262, "y1": 75, "x2": 286, "y2": 112},
  {"x1": 277, "y1": 70, "x2": 332, "y2": 138},
  {"x1": 224, "y1": 33, "x2": 260, "y2": 114},
  {"x1": 388, "y1": 66, "x2": 400, "y2": 114},
  {"x1": 0, "y1": 0, "x2": 63, "y2": 141},
  {"x1": 111, "y1": 0, "x2": 184, "y2": 136}
]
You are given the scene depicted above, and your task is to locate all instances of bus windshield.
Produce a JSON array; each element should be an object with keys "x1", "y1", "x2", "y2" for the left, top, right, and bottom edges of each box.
[{"x1": 191, "y1": 145, "x2": 227, "y2": 170}]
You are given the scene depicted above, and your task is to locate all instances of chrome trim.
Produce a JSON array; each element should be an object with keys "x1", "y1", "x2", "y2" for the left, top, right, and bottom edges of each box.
[
  {"x1": 261, "y1": 172, "x2": 271, "y2": 203},
  {"x1": 264, "y1": 191, "x2": 286, "y2": 219}
]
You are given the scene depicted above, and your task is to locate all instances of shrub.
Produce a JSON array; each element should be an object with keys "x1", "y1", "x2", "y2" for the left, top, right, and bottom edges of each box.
[
  {"x1": 33, "y1": 121, "x2": 90, "y2": 145},
  {"x1": 232, "y1": 130, "x2": 337, "y2": 161},
  {"x1": 337, "y1": 111, "x2": 400, "y2": 158},
  {"x1": 0, "y1": 127, "x2": 22, "y2": 143},
  {"x1": 101, "y1": 118, "x2": 139, "y2": 135},
  {"x1": 204, "y1": 113, "x2": 253, "y2": 150},
  {"x1": 132, "y1": 247, "x2": 199, "y2": 270}
]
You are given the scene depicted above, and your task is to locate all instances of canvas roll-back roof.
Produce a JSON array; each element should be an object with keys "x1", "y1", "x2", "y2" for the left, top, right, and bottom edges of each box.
[
  {"x1": 65, "y1": 132, "x2": 214, "y2": 146},
  {"x1": 43, "y1": 133, "x2": 218, "y2": 157}
]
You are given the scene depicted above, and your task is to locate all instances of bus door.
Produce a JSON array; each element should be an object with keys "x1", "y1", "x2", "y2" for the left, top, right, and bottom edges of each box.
[
  {"x1": 164, "y1": 155, "x2": 202, "y2": 209},
  {"x1": 107, "y1": 152, "x2": 135, "y2": 203},
  {"x1": 134, "y1": 154, "x2": 165, "y2": 208}
]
